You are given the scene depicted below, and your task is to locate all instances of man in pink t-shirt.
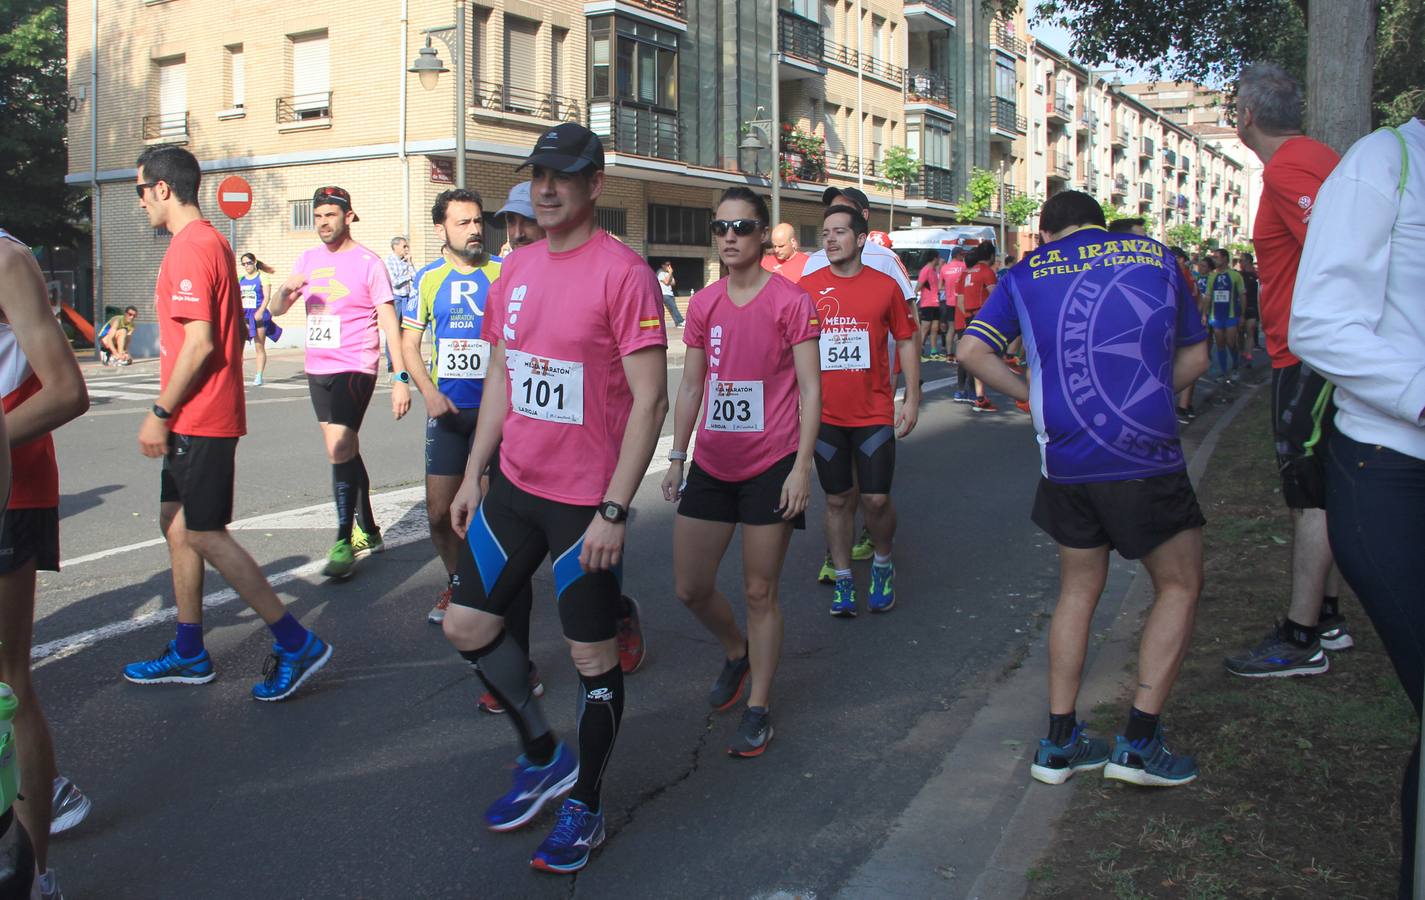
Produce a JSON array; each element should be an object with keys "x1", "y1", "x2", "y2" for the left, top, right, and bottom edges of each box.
[
  {"x1": 439, "y1": 124, "x2": 669, "y2": 874},
  {"x1": 269, "y1": 186, "x2": 411, "y2": 578}
]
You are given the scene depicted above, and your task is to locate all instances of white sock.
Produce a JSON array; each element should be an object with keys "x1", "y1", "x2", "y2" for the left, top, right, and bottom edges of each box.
[
  {"x1": 834, "y1": 568, "x2": 852, "y2": 580},
  {"x1": 873, "y1": 552, "x2": 892, "y2": 567}
]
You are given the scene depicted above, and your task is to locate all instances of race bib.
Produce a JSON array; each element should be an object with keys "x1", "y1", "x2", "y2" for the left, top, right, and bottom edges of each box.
[
  {"x1": 705, "y1": 379, "x2": 764, "y2": 433},
  {"x1": 437, "y1": 337, "x2": 490, "y2": 380},
  {"x1": 307, "y1": 314, "x2": 341, "y2": 349},
  {"x1": 1213, "y1": 289, "x2": 1231, "y2": 307},
  {"x1": 820, "y1": 330, "x2": 871, "y2": 371},
  {"x1": 506, "y1": 350, "x2": 584, "y2": 425},
  {"x1": 240, "y1": 286, "x2": 259, "y2": 310}
]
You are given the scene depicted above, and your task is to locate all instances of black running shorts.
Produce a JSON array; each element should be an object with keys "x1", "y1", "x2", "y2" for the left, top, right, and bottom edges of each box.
[
  {"x1": 452, "y1": 469, "x2": 621, "y2": 643},
  {"x1": 426, "y1": 407, "x2": 479, "y2": 477},
  {"x1": 160, "y1": 433, "x2": 238, "y2": 532},
  {"x1": 308, "y1": 372, "x2": 377, "y2": 430},
  {"x1": 918, "y1": 306, "x2": 941, "y2": 323},
  {"x1": 1271, "y1": 363, "x2": 1332, "y2": 510},
  {"x1": 678, "y1": 453, "x2": 805, "y2": 529},
  {"x1": 1031, "y1": 470, "x2": 1206, "y2": 561},
  {"x1": 814, "y1": 423, "x2": 896, "y2": 496},
  {"x1": 0, "y1": 508, "x2": 59, "y2": 574}
]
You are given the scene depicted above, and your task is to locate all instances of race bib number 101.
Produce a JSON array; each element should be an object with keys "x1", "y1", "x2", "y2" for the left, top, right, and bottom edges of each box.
[
  {"x1": 819, "y1": 329, "x2": 871, "y2": 371},
  {"x1": 506, "y1": 349, "x2": 584, "y2": 425},
  {"x1": 307, "y1": 314, "x2": 341, "y2": 349}
]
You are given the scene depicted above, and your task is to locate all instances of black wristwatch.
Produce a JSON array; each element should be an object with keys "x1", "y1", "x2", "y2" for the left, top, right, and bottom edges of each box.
[
  {"x1": 152, "y1": 404, "x2": 172, "y2": 420},
  {"x1": 598, "y1": 500, "x2": 628, "y2": 523}
]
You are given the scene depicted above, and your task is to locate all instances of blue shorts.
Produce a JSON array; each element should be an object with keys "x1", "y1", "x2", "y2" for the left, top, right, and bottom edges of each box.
[
  {"x1": 1209, "y1": 316, "x2": 1240, "y2": 330},
  {"x1": 244, "y1": 310, "x2": 283, "y2": 342}
]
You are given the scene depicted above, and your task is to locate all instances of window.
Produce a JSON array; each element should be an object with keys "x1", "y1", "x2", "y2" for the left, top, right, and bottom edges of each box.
[
  {"x1": 290, "y1": 31, "x2": 330, "y2": 118},
  {"x1": 552, "y1": 28, "x2": 567, "y2": 97},
  {"x1": 471, "y1": 7, "x2": 489, "y2": 85},
  {"x1": 226, "y1": 45, "x2": 244, "y2": 109},
  {"x1": 505, "y1": 16, "x2": 540, "y2": 107},
  {"x1": 156, "y1": 56, "x2": 186, "y2": 137},
  {"x1": 590, "y1": 21, "x2": 611, "y2": 97},
  {"x1": 647, "y1": 204, "x2": 712, "y2": 245},
  {"x1": 613, "y1": 20, "x2": 677, "y2": 109},
  {"x1": 871, "y1": 117, "x2": 884, "y2": 162},
  {"x1": 921, "y1": 117, "x2": 951, "y2": 170},
  {"x1": 994, "y1": 58, "x2": 1015, "y2": 101},
  {"x1": 823, "y1": 103, "x2": 842, "y2": 153},
  {"x1": 596, "y1": 207, "x2": 628, "y2": 236},
  {"x1": 289, "y1": 200, "x2": 314, "y2": 231},
  {"x1": 799, "y1": 224, "x2": 820, "y2": 250},
  {"x1": 872, "y1": 16, "x2": 885, "y2": 61}
]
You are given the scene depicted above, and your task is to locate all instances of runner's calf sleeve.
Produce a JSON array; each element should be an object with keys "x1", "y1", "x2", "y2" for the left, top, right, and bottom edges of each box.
[
  {"x1": 459, "y1": 632, "x2": 554, "y2": 763},
  {"x1": 332, "y1": 458, "x2": 363, "y2": 541},
  {"x1": 353, "y1": 454, "x2": 377, "y2": 533},
  {"x1": 572, "y1": 664, "x2": 625, "y2": 811}
]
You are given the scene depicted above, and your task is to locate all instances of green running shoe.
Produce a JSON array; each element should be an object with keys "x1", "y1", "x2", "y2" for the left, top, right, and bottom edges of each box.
[
  {"x1": 817, "y1": 555, "x2": 836, "y2": 585},
  {"x1": 351, "y1": 523, "x2": 384, "y2": 559},
  {"x1": 323, "y1": 540, "x2": 356, "y2": 578},
  {"x1": 851, "y1": 528, "x2": 874, "y2": 561}
]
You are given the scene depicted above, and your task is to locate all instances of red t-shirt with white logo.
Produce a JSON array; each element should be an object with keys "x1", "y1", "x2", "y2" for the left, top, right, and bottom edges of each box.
[
  {"x1": 800, "y1": 265, "x2": 916, "y2": 427},
  {"x1": 1254, "y1": 136, "x2": 1340, "y2": 368},
  {"x1": 482, "y1": 230, "x2": 667, "y2": 506},
  {"x1": 760, "y1": 251, "x2": 809, "y2": 284},
  {"x1": 683, "y1": 273, "x2": 820, "y2": 482},
  {"x1": 155, "y1": 220, "x2": 246, "y2": 437}
]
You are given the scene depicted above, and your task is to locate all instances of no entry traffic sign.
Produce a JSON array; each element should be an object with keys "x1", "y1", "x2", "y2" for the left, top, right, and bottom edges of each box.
[{"x1": 217, "y1": 175, "x2": 253, "y2": 219}]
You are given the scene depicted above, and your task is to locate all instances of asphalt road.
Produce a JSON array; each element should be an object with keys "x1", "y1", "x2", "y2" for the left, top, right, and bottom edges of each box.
[{"x1": 41, "y1": 349, "x2": 1059, "y2": 899}]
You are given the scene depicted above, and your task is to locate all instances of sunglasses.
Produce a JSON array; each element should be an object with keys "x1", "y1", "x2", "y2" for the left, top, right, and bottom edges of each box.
[
  {"x1": 135, "y1": 181, "x2": 161, "y2": 199},
  {"x1": 711, "y1": 219, "x2": 760, "y2": 237}
]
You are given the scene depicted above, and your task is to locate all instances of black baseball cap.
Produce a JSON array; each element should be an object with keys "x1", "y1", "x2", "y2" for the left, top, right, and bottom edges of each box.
[
  {"x1": 312, "y1": 186, "x2": 359, "y2": 222},
  {"x1": 518, "y1": 123, "x2": 605, "y2": 174},
  {"x1": 822, "y1": 186, "x2": 870, "y2": 212}
]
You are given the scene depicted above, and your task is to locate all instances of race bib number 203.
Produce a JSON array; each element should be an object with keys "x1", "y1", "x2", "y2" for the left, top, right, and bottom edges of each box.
[{"x1": 506, "y1": 349, "x2": 584, "y2": 425}]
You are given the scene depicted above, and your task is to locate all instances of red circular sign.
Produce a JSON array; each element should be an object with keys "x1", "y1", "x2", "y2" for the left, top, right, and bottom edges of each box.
[{"x1": 216, "y1": 175, "x2": 253, "y2": 219}]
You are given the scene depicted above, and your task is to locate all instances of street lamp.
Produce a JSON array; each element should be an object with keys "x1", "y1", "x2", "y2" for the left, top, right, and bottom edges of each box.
[
  {"x1": 739, "y1": 127, "x2": 768, "y2": 175},
  {"x1": 408, "y1": 1, "x2": 467, "y2": 188}
]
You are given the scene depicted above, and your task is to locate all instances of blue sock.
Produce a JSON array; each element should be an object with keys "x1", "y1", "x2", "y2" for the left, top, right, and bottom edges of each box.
[
  {"x1": 174, "y1": 622, "x2": 204, "y2": 659},
  {"x1": 268, "y1": 613, "x2": 309, "y2": 654},
  {"x1": 1229, "y1": 348, "x2": 1240, "y2": 370},
  {"x1": 1215, "y1": 346, "x2": 1229, "y2": 375}
]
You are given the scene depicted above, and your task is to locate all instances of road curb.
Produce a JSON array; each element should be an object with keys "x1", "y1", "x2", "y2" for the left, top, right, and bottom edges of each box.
[{"x1": 835, "y1": 380, "x2": 1262, "y2": 900}]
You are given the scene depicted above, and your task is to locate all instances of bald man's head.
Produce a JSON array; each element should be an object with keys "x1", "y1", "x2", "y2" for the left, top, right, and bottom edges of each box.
[{"x1": 770, "y1": 223, "x2": 799, "y2": 261}]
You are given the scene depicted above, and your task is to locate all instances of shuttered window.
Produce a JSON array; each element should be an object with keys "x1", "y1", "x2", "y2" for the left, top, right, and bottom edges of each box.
[
  {"x1": 291, "y1": 32, "x2": 330, "y2": 115},
  {"x1": 157, "y1": 58, "x2": 186, "y2": 138},
  {"x1": 228, "y1": 45, "x2": 244, "y2": 108},
  {"x1": 505, "y1": 17, "x2": 540, "y2": 108}
]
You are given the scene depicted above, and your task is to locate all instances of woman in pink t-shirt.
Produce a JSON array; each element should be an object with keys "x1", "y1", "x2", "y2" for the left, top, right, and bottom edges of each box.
[
  {"x1": 660, "y1": 187, "x2": 822, "y2": 758},
  {"x1": 916, "y1": 252, "x2": 943, "y2": 361}
]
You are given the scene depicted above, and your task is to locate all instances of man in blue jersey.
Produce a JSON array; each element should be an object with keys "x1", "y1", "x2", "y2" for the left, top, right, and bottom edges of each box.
[
  {"x1": 959, "y1": 190, "x2": 1210, "y2": 789},
  {"x1": 1205, "y1": 248, "x2": 1245, "y2": 381}
]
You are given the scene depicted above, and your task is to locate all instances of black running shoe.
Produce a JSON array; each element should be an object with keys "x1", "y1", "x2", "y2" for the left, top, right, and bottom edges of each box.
[{"x1": 708, "y1": 653, "x2": 750, "y2": 711}]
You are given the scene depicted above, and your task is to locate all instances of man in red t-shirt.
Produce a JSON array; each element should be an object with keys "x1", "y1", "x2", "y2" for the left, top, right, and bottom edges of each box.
[
  {"x1": 0, "y1": 226, "x2": 91, "y2": 894},
  {"x1": 801, "y1": 206, "x2": 919, "y2": 617},
  {"x1": 123, "y1": 145, "x2": 334, "y2": 702},
  {"x1": 761, "y1": 223, "x2": 810, "y2": 283},
  {"x1": 1224, "y1": 62, "x2": 1347, "y2": 679}
]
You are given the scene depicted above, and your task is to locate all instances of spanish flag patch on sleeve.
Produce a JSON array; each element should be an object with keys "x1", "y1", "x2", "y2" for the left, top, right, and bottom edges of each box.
[{"x1": 639, "y1": 317, "x2": 661, "y2": 330}]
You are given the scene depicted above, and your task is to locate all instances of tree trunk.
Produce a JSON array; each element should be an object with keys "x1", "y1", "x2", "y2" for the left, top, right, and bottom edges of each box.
[{"x1": 1306, "y1": 0, "x2": 1379, "y2": 153}]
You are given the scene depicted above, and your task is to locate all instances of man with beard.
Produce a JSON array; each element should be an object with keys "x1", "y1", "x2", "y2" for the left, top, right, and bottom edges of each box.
[{"x1": 269, "y1": 187, "x2": 411, "y2": 578}]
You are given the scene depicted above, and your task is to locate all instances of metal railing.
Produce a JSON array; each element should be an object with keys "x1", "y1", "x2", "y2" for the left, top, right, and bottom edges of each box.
[
  {"x1": 903, "y1": 0, "x2": 954, "y2": 20},
  {"x1": 990, "y1": 97, "x2": 1025, "y2": 134},
  {"x1": 1047, "y1": 93, "x2": 1071, "y2": 121},
  {"x1": 625, "y1": 0, "x2": 685, "y2": 18},
  {"x1": 276, "y1": 92, "x2": 332, "y2": 123},
  {"x1": 1077, "y1": 110, "x2": 1094, "y2": 130},
  {"x1": 1140, "y1": 136, "x2": 1155, "y2": 158},
  {"x1": 821, "y1": 36, "x2": 904, "y2": 85},
  {"x1": 991, "y1": 19, "x2": 1026, "y2": 55},
  {"x1": 1111, "y1": 127, "x2": 1128, "y2": 147},
  {"x1": 1180, "y1": 156, "x2": 1192, "y2": 171},
  {"x1": 1049, "y1": 153, "x2": 1071, "y2": 179},
  {"x1": 905, "y1": 69, "x2": 953, "y2": 110},
  {"x1": 473, "y1": 79, "x2": 581, "y2": 122},
  {"x1": 825, "y1": 152, "x2": 877, "y2": 179},
  {"x1": 780, "y1": 149, "x2": 827, "y2": 183},
  {"x1": 778, "y1": 11, "x2": 825, "y2": 65},
  {"x1": 142, "y1": 111, "x2": 188, "y2": 142},
  {"x1": 1140, "y1": 183, "x2": 1155, "y2": 201},
  {"x1": 1163, "y1": 149, "x2": 1177, "y2": 169},
  {"x1": 905, "y1": 166, "x2": 954, "y2": 202},
  {"x1": 1112, "y1": 174, "x2": 1129, "y2": 194},
  {"x1": 588, "y1": 102, "x2": 680, "y2": 161}
]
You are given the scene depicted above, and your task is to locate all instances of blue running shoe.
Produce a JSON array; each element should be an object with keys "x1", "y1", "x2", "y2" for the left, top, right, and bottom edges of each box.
[
  {"x1": 869, "y1": 562, "x2": 895, "y2": 613},
  {"x1": 830, "y1": 576, "x2": 857, "y2": 618},
  {"x1": 530, "y1": 798, "x2": 605, "y2": 874},
  {"x1": 953, "y1": 390, "x2": 974, "y2": 403},
  {"x1": 123, "y1": 641, "x2": 215, "y2": 685},
  {"x1": 1029, "y1": 725, "x2": 1110, "y2": 785},
  {"x1": 485, "y1": 742, "x2": 579, "y2": 833},
  {"x1": 1103, "y1": 726, "x2": 1199, "y2": 787},
  {"x1": 251, "y1": 632, "x2": 333, "y2": 702}
]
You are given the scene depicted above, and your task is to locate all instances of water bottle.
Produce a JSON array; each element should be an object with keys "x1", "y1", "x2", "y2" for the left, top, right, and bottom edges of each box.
[{"x1": 0, "y1": 685, "x2": 32, "y2": 900}]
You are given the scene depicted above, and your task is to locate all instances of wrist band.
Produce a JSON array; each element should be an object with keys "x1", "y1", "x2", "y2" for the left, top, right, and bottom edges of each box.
[{"x1": 668, "y1": 450, "x2": 688, "y2": 462}]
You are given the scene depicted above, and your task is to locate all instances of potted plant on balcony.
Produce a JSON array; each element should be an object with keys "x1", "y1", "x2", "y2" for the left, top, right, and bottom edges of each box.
[{"x1": 779, "y1": 122, "x2": 827, "y2": 184}]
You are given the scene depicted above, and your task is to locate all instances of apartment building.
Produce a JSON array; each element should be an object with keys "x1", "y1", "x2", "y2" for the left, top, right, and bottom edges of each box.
[
  {"x1": 67, "y1": 0, "x2": 1038, "y2": 351},
  {"x1": 1122, "y1": 81, "x2": 1229, "y2": 128}
]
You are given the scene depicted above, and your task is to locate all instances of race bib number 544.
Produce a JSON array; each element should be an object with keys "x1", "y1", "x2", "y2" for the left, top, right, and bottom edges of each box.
[
  {"x1": 819, "y1": 329, "x2": 870, "y2": 371},
  {"x1": 506, "y1": 350, "x2": 584, "y2": 425}
]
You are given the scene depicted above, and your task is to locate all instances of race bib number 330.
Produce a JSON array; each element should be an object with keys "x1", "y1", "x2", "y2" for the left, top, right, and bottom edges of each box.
[
  {"x1": 705, "y1": 379, "x2": 764, "y2": 433},
  {"x1": 819, "y1": 329, "x2": 870, "y2": 371},
  {"x1": 506, "y1": 350, "x2": 584, "y2": 425},
  {"x1": 307, "y1": 314, "x2": 341, "y2": 349},
  {"x1": 438, "y1": 338, "x2": 490, "y2": 379}
]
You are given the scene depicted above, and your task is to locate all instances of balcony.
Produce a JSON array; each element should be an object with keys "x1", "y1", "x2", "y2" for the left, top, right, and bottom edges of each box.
[
  {"x1": 821, "y1": 37, "x2": 904, "y2": 86},
  {"x1": 1046, "y1": 93, "x2": 1071, "y2": 124},
  {"x1": 472, "y1": 80, "x2": 581, "y2": 123},
  {"x1": 588, "y1": 101, "x2": 680, "y2": 161},
  {"x1": 1139, "y1": 136, "x2": 1154, "y2": 159},
  {"x1": 623, "y1": 0, "x2": 685, "y2": 18},
  {"x1": 1112, "y1": 174, "x2": 1128, "y2": 197},
  {"x1": 905, "y1": 165, "x2": 955, "y2": 203},
  {"x1": 277, "y1": 92, "x2": 332, "y2": 126},
  {"x1": 990, "y1": 97, "x2": 1025, "y2": 139},
  {"x1": 778, "y1": 11, "x2": 825, "y2": 68},
  {"x1": 1212, "y1": 174, "x2": 1222, "y2": 190},
  {"x1": 142, "y1": 112, "x2": 189, "y2": 143},
  {"x1": 1181, "y1": 155, "x2": 1192, "y2": 172},
  {"x1": 826, "y1": 152, "x2": 877, "y2": 179},
  {"x1": 1076, "y1": 109, "x2": 1093, "y2": 132},
  {"x1": 1111, "y1": 127, "x2": 1128, "y2": 149},
  {"x1": 1163, "y1": 149, "x2": 1176, "y2": 169},
  {"x1": 1176, "y1": 194, "x2": 1189, "y2": 211},
  {"x1": 1140, "y1": 183, "x2": 1155, "y2": 201},
  {"x1": 903, "y1": 0, "x2": 955, "y2": 30},
  {"x1": 905, "y1": 69, "x2": 954, "y2": 113},
  {"x1": 1048, "y1": 152, "x2": 1071, "y2": 181},
  {"x1": 780, "y1": 148, "x2": 827, "y2": 184},
  {"x1": 990, "y1": 19, "x2": 1027, "y2": 56}
]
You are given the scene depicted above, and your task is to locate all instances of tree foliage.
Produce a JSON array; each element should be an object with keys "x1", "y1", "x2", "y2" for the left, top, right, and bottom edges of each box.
[
  {"x1": 1165, "y1": 222, "x2": 1205, "y2": 252},
  {"x1": 879, "y1": 146, "x2": 921, "y2": 231},
  {"x1": 1003, "y1": 192, "x2": 1042, "y2": 228},
  {"x1": 0, "y1": 0, "x2": 84, "y2": 247},
  {"x1": 956, "y1": 167, "x2": 999, "y2": 223}
]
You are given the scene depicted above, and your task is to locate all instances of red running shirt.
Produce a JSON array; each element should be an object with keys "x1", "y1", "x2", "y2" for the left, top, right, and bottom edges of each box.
[
  {"x1": 155, "y1": 220, "x2": 247, "y2": 437},
  {"x1": 800, "y1": 265, "x2": 916, "y2": 427},
  {"x1": 1253, "y1": 136, "x2": 1340, "y2": 368}
]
